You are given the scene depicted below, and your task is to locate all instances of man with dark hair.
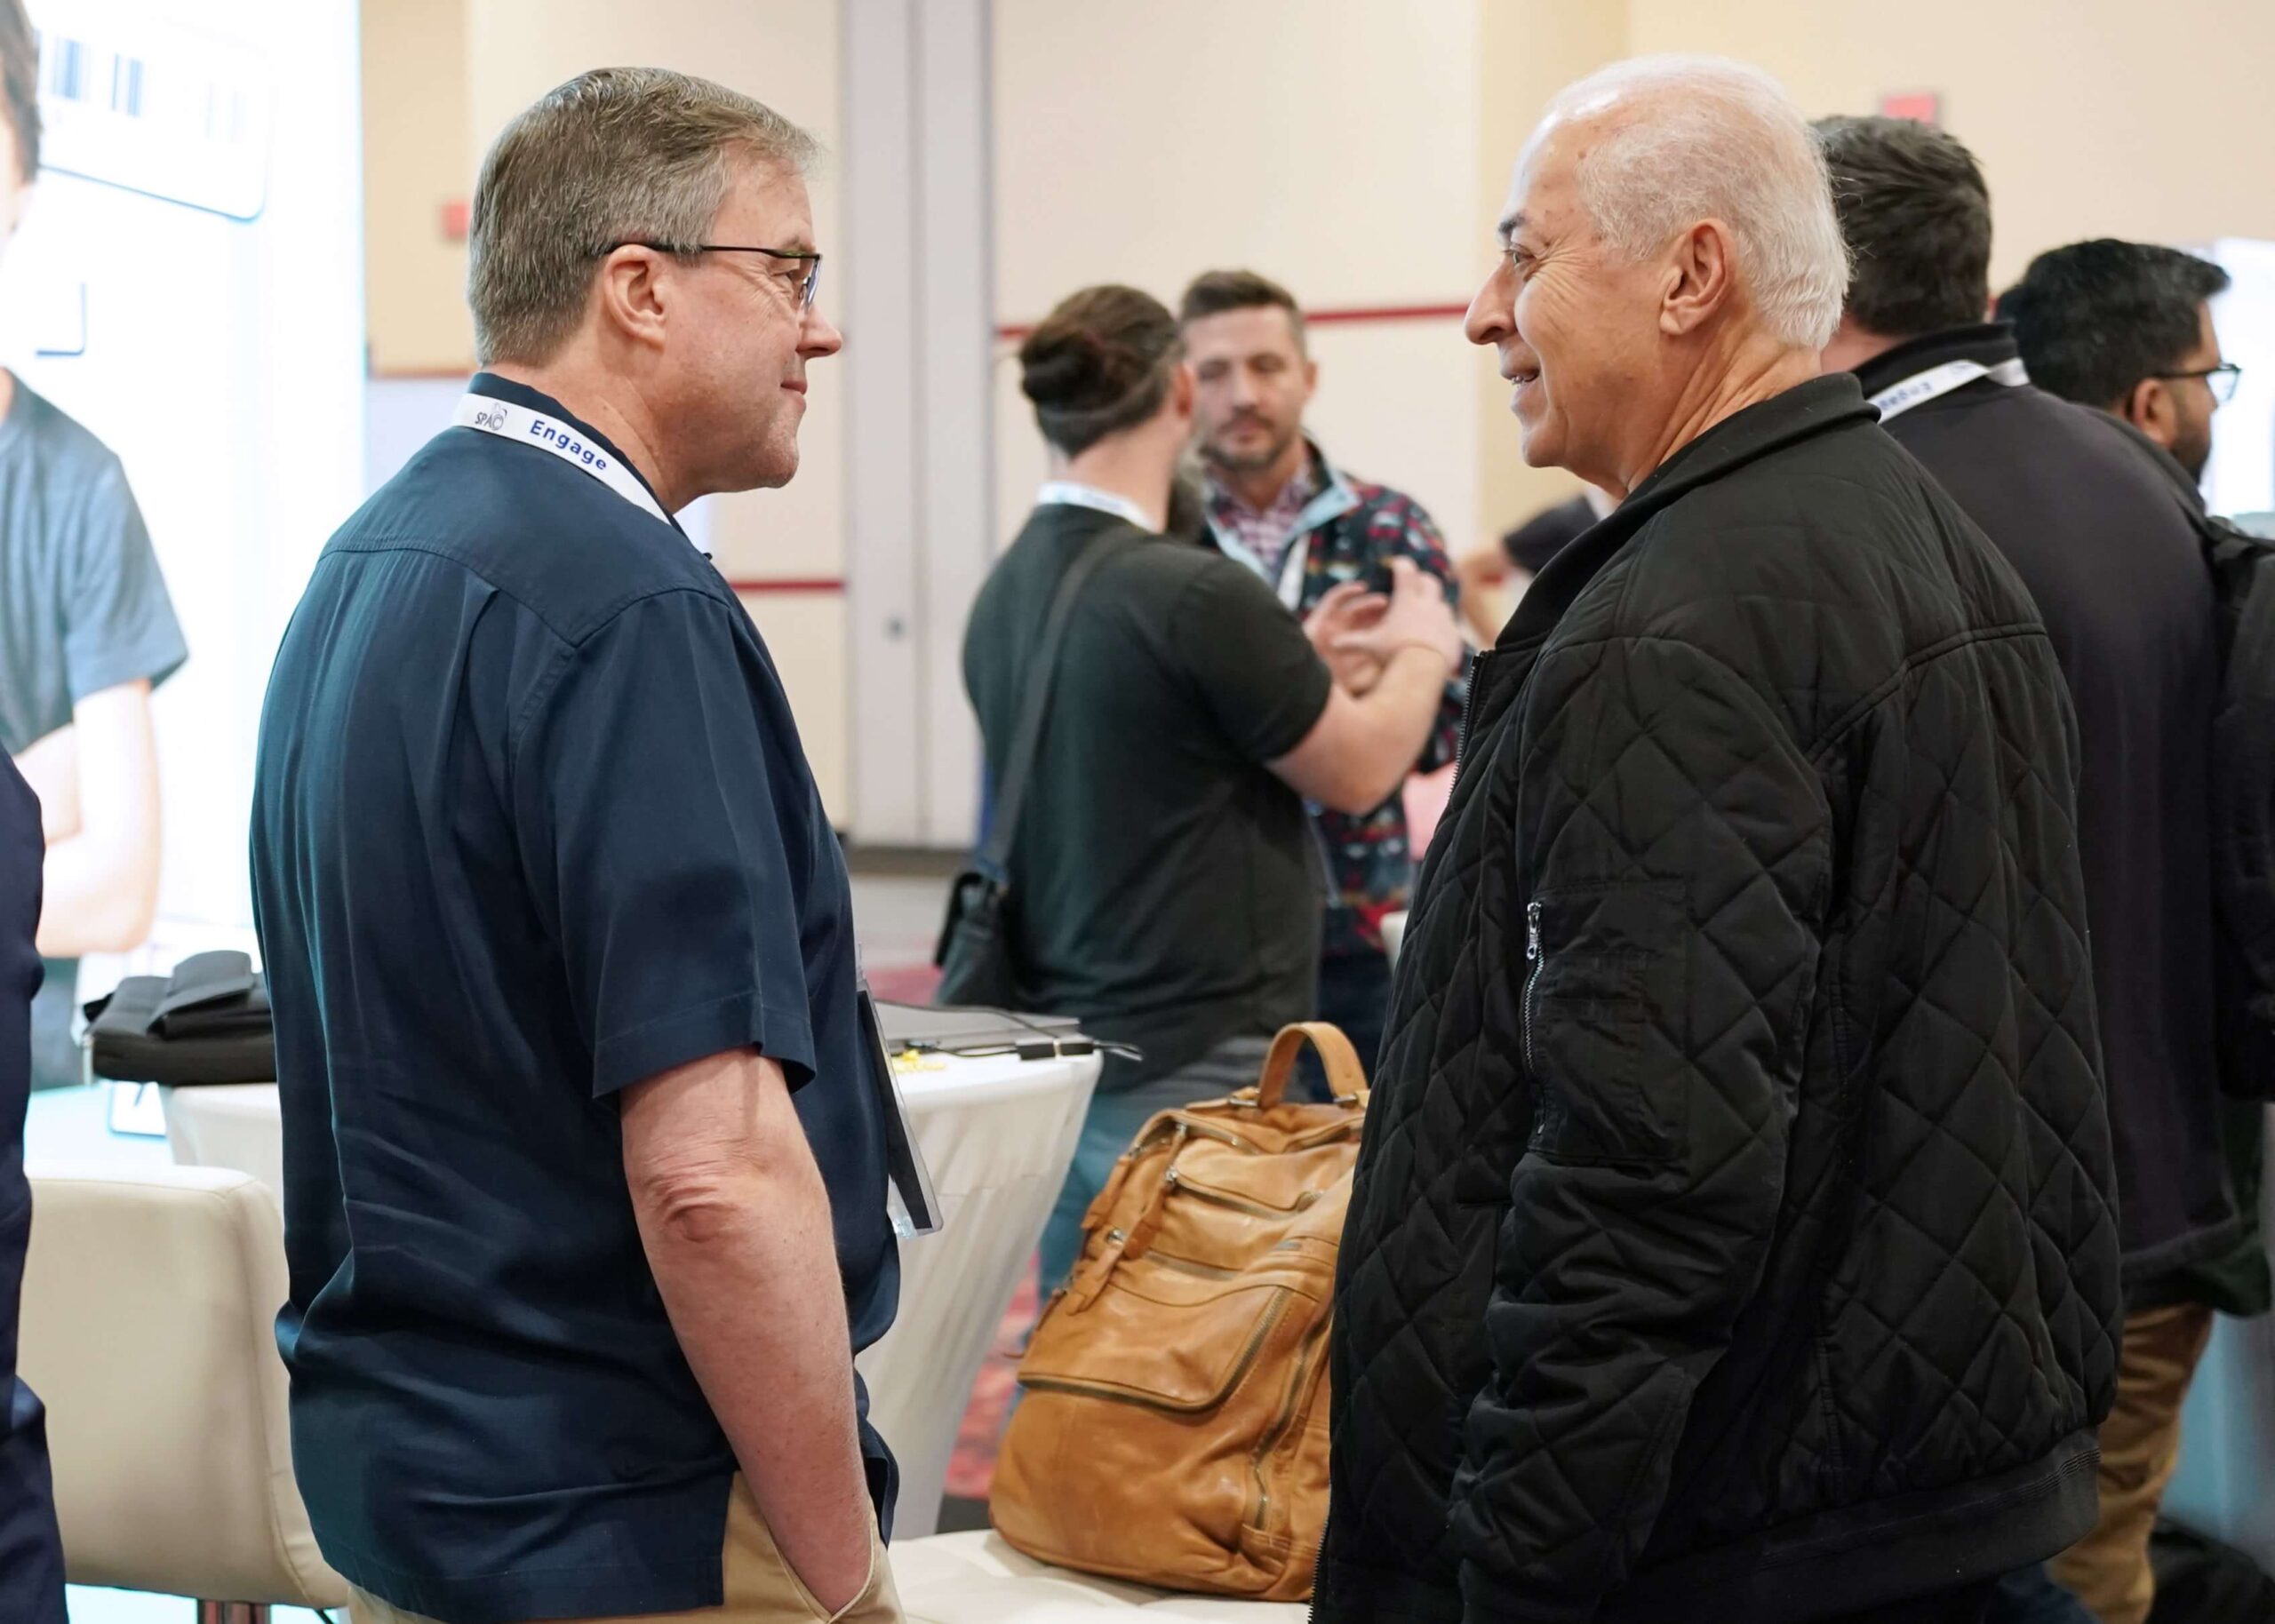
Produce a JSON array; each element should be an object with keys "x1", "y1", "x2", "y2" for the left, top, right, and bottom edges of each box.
[
  {"x1": 1, "y1": 0, "x2": 188, "y2": 1093},
  {"x1": 1999, "y1": 240, "x2": 2236, "y2": 482},
  {"x1": 1818, "y1": 115, "x2": 2253, "y2": 1624},
  {"x1": 1177, "y1": 268, "x2": 1465, "y2": 1076}
]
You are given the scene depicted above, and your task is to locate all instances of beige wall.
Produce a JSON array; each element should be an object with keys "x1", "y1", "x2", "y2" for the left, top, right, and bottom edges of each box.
[
  {"x1": 1627, "y1": 0, "x2": 2275, "y2": 287},
  {"x1": 361, "y1": 0, "x2": 473, "y2": 373},
  {"x1": 992, "y1": 0, "x2": 1488, "y2": 553}
]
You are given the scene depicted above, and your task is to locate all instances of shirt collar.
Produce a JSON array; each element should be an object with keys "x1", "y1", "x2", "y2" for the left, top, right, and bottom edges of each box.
[
  {"x1": 1496, "y1": 374, "x2": 1879, "y2": 651},
  {"x1": 1849, "y1": 323, "x2": 2024, "y2": 402},
  {"x1": 464, "y1": 370, "x2": 678, "y2": 525}
]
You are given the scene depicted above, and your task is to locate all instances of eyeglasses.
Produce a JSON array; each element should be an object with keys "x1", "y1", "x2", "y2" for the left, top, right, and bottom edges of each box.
[
  {"x1": 2157, "y1": 362, "x2": 2242, "y2": 406},
  {"x1": 599, "y1": 241, "x2": 824, "y2": 311}
]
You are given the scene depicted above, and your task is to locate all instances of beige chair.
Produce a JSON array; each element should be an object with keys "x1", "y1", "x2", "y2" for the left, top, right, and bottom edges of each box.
[{"x1": 16, "y1": 1162, "x2": 348, "y2": 1622}]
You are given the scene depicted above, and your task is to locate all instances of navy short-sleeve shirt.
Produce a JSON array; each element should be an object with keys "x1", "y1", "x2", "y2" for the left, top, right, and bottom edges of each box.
[{"x1": 250, "y1": 375, "x2": 898, "y2": 1624}]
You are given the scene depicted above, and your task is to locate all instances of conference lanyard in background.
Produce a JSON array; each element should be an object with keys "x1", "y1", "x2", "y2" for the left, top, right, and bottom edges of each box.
[
  {"x1": 455, "y1": 391, "x2": 675, "y2": 527},
  {"x1": 1870, "y1": 357, "x2": 2030, "y2": 423}
]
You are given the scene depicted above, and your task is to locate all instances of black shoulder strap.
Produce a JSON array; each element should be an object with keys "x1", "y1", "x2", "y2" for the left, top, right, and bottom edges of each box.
[{"x1": 977, "y1": 533, "x2": 1123, "y2": 877}]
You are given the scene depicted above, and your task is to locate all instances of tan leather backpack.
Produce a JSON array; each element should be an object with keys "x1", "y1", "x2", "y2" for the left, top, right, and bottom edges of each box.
[{"x1": 990, "y1": 1023, "x2": 1368, "y2": 1602}]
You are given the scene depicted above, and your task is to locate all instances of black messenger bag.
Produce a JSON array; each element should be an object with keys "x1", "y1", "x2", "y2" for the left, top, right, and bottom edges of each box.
[
  {"x1": 935, "y1": 533, "x2": 1120, "y2": 1008},
  {"x1": 83, "y1": 950, "x2": 275, "y2": 1086}
]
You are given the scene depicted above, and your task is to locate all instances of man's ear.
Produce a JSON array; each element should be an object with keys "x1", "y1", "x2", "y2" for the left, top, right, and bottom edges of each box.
[
  {"x1": 1660, "y1": 219, "x2": 1739, "y2": 338},
  {"x1": 593, "y1": 245, "x2": 673, "y2": 353},
  {"x1": 2122, "y1": 376, "x2": 2180, "y2": 451},
  {"x1": 2, "y1": 179, "x2": 32, "y2": 239}
]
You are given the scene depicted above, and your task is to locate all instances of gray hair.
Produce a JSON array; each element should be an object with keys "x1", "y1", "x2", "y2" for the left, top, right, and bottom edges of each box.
[
  {"x1": 1529, "y1": 55, "x2": 1848, "y2": 350},
  {"x1": 468, "y1": 67, "x2": 818, "y2": 366}
]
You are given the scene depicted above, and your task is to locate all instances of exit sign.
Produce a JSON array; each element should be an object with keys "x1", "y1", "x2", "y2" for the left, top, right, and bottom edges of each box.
[{"x1": 1880, "y1": 91, "x2": 1943, "y2": 125}]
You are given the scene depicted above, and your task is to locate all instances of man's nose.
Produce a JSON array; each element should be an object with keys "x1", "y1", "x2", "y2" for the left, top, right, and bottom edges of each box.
[
  {"x1": 1465, "y1": 267, "x2": 1512, "y2": 348},
  {"x1": 802, "y1": 307, "x2": 845, "y2": 356}
]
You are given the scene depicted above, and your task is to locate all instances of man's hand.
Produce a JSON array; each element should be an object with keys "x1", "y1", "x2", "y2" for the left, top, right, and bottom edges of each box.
[
  {"x1": 1304, "y1": 580, "x2": 1391, "y2": 695},
  {"x1": 1333, "y1": 558, "x2": 1465, "y2": 675},
  {"x1": 622, "y1": 1049, "x2": 874, "y2": 1614}
]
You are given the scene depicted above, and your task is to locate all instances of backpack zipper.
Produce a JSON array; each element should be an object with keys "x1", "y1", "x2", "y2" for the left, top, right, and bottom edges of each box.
[
  {"x1": 1020, "y1": 1287, "x2": 1291, "y2": 1415},
  {"x1": 1166, "y1": 1165, "x2": 1324, "y2": 1217},
  {"x1": 1248, "y1": 1313, "x2": 1332, "y2": 1535},
  {"x1": 1522, "y1": 899, "x2": 1545, "y2": 1077}
]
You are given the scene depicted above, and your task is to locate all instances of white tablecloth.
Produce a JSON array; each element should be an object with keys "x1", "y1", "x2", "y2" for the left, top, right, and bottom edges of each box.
[{"x1": 160, "y1": 1047, "x2": 1098, "y2": 1539}]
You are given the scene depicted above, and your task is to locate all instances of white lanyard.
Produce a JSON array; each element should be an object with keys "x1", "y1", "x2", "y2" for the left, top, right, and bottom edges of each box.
[
  {"x1": 1870, "y1": 357, "x2": 2029, "y2": 423},
  {"x1": 1036, "y1": 481, "x2": 1155, "y2": 531},
  {"x1": 1213, "y1": 525, "x2": 1312, "y2": 609},
  {"x1": 455, "y1": 392, "x2": 672, "y2": 526}
]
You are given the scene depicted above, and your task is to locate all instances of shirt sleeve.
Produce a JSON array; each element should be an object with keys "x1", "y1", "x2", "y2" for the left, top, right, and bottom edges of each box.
[
  {"x1": 1167, "y1": 557, "x2": 1334, "y2": 763},
  {"x1": 512, "y1": 589, "x2": 820, "y2": 1099},
  {"x1": 63, "y1": 459, "x2": 188, "y2": 703}
]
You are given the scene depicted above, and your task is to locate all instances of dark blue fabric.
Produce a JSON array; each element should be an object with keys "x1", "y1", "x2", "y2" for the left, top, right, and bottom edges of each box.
[
  {"x1": 250, "y1": 375, "x2": 897, "y2": 1624},
  {"x1": 0, "y1": 758, "x2": 66, "y2": 1624}
]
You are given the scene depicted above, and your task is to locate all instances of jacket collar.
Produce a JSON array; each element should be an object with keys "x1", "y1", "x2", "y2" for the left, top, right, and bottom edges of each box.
[
  {"x1": 1850, "y1": 322, "x2": 2022, "y2": 401},
  {"x1": 1495, "y1": 373, "x2": 1879, "y2": 651}
]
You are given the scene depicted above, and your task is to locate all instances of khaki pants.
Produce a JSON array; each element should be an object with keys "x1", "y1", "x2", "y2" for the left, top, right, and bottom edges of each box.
[
  {"x1": 2049, "y1": 1301, "x2": 2215, "y2": 1624},
  {"x1": 349, "y1": 1477, "x2": 905, "y2": 1624}
]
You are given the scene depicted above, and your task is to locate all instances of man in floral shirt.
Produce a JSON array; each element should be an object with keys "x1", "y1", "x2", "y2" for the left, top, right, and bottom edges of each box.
[{"x1": 1179, "y1": 270, "x2": 1466, "y2": 1076}]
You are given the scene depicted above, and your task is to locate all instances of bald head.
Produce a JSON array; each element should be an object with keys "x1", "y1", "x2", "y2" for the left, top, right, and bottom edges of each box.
[{"x1": 1519, "y1": 56, "x2": 1848, "y2": 350}]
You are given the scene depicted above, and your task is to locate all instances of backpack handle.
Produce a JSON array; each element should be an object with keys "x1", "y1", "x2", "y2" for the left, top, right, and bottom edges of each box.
[{"x1": 1253, "y1": 1023, "x2": 1370, "y2": 1111}]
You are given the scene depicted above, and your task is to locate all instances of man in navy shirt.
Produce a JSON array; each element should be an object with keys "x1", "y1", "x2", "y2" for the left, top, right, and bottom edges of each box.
[
  {"x1": 251, "y1": 69, "x2": 899, "y2": 1624},
  {"x1": 0, "y1": 755, "x2": 65, "y2": 1622}
]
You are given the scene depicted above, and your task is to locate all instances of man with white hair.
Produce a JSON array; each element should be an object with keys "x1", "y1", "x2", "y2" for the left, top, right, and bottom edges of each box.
[{"x1": 1319, "y1": 57, "x2": 2119, "y2": 1624}]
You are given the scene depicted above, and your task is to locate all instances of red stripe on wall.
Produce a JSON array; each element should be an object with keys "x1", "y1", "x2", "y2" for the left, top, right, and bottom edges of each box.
[
  {"x1": 993, "y1": 299, "x2": 1470, "y2": 343},
  {"x1": 728, "y1": 578, "x2": 846, "y2": 594}
]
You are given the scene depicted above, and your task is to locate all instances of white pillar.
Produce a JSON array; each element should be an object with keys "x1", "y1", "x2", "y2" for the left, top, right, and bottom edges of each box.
[{"x1": 842, "y1": 0, "x2": 993, "y2": 848}]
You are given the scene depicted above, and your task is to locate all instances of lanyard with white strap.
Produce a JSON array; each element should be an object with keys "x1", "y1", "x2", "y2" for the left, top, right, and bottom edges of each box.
[
  {"x1": 1036, "y1": 480, "x2": 1156, "y2": 530},
  {"x1": 1869, "y1": 357, "x2": 2030, "y2": 422},
  {"x1": 455, "y1": 391, "x2": 674, "y2": 527},
  {"x1": 1212, "y1": 525, "x2": 1313, "y2": 609}
]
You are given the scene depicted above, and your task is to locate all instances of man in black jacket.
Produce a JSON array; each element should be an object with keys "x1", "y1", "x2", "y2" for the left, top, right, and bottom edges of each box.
[
  {"x1": 1832, "y1": 212, "x2": 2271, "y2": 1624},
  {"x1": 1317, "y1": 57, "x2": 2120, "y2": 1624}
]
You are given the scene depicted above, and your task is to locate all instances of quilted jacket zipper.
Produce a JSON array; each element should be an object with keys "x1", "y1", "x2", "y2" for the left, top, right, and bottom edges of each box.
[
  {"x1": 1448, "y1": 649, "x2": 1494, "y2": 793},
  {"x1": 1521, "y1": 899, "x2": 1545, "y2": 1075}
]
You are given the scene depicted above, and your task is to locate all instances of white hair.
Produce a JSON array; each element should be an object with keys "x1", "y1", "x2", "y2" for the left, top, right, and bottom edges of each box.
[{"x1": 1525, "y1": 55, "x2": 1849, "y2": 350}]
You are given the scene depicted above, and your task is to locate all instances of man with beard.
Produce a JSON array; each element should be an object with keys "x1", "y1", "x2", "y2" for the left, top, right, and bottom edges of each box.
[
  {"x1": 1818, "y1": 119, "x2": 2250, "y2": 1624},
  {"x1": 1177, "y1": 269, "x2": 1465, "y2": 1074},
  {"x1": 1998, "y1": 240, "x2": 2236, "y2": 484}
]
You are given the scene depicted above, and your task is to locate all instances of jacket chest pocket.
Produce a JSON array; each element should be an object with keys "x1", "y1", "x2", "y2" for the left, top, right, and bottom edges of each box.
[{"x1": 1521, "y1": 882, "x2": 1687, "y2": 1167}]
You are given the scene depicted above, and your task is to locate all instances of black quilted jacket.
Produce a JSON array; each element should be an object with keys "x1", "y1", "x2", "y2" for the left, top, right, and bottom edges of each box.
[{"x1": 1315, "y1": 378, "x2": 2122, "y2": 1624}]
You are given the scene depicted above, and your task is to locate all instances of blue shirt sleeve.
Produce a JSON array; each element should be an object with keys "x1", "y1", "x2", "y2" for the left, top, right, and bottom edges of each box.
[{"x1": 512, "y1": 589, "x2": 818, "y2": 1098}]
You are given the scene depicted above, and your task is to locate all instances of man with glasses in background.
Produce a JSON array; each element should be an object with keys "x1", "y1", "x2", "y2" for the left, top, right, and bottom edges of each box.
[
  {"x1": 1999, "y1": 240, "x2": 2239, "y2": 484},
  {"x1": 1818, "y1": 124, "x2": 2255, "y2": 1624}
]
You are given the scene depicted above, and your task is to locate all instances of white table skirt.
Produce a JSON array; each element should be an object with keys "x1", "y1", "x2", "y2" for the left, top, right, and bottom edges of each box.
[{"x1": 160, "y1": 1047, "x2": 1098, "y2": 1539}]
